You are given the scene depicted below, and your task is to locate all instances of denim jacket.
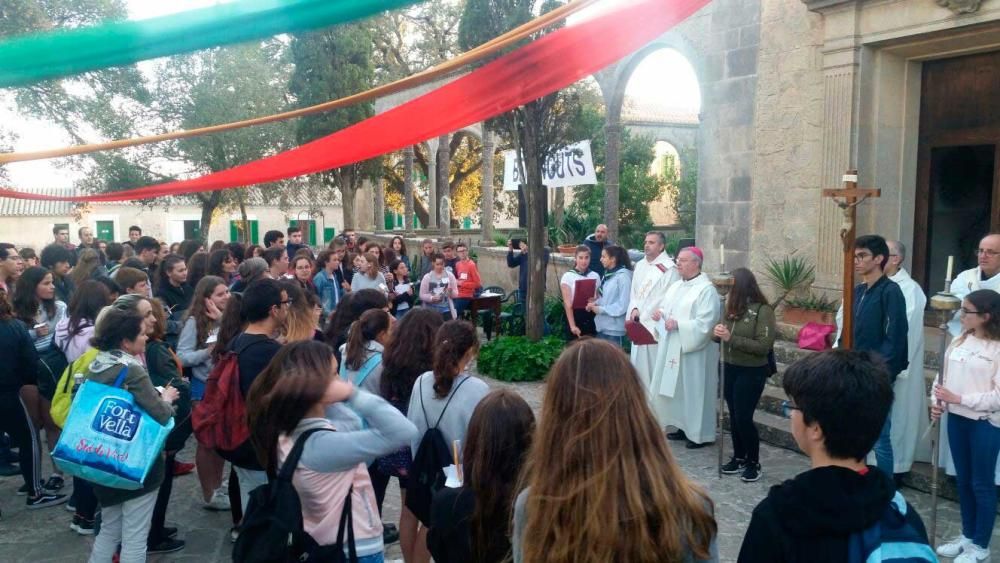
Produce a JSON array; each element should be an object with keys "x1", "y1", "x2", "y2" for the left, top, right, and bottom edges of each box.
[{"x1": 314, "y1": 270, "x2": 343, "y2": 317}]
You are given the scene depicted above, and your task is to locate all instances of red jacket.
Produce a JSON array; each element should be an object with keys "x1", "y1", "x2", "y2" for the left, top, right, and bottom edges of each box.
[{"x1": 454, "y1": 259, "x2": 482, "y2": 299}]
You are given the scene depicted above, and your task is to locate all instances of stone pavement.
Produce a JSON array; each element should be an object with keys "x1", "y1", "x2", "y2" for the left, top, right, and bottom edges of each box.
[{"x1": 0, "y1": 375, "x2": 995, "y2": 562}]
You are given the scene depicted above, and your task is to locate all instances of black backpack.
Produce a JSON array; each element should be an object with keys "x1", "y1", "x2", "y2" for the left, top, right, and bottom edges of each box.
[
  {"x1": 405, "y1": 376, "x2": 470, "y2": 526},
  {"x1": 233, "y1": 428, "x2": 358, "y2": 563}
]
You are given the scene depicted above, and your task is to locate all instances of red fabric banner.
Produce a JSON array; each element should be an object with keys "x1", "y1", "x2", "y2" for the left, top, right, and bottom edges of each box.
[{"x1": 0, "y1": 0, "x2": 708, "y2": 203}]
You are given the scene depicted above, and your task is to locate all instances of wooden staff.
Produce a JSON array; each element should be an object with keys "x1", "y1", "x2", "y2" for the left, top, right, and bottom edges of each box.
[{"x1": 928, "y1": 286, "x2": 960, "y2": 548}]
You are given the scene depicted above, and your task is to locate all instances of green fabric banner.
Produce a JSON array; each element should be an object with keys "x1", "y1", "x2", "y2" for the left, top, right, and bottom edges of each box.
[{"x1": 0, "y1": 0, "x2": 419, "y2": 88}]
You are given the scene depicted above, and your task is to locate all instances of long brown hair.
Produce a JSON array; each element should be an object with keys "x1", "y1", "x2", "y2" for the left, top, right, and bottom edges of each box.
[
  {"x1": 247, "y1": 340, "x2": 335, "y2": 474},
  {"x1": 726, "y1": 267, "x2": 769, "y2": 320},
  {"x1": 381, "y1": 307, "x2": 443, "y2": 404},
  {"x1": 280, "y1": 280, "x2": 317, "y2": 343},
  {"x1": 344, "y1": 309, "x2": 391, "y2": 371},
  {"x1": 432, "y1": 320, "x2": 479, "y2": 398},
  {"x1": 520, "y1": 339, "x2": 716, "y2": 563},
  {"x1": 464, "y1": 389, "x2": 535, "y2": 563},
  {"x1": 184, "y1": 275, "x2": 226, "y2": 347},
  {"x1": 70, "y1": 248, "x2": 101, "y2": 287}
]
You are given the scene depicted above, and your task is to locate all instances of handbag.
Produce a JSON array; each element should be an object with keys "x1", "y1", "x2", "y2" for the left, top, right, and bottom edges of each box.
[
  {"x1": 37, "y1": 341, "x2": 69, "y2": 400},
  {"x1": 52, "y1": 365, "x2": 174, "y2": 490},
  {"x1": 50, "y1": 347, "x2": 99, "y2": 428},
  {"x1": 798, "y1": 322, "x2": 836, "y2": 352}
]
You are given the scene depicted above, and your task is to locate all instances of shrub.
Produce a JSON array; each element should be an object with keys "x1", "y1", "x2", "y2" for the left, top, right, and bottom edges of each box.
[{"x1": 476, "y1": 336, "x2": 564, "y2": 382}]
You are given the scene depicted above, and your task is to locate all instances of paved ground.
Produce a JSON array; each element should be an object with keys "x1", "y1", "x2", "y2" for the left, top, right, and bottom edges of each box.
[{"x1": 0, "y1": 375, "x2": 995, "y2": 562}]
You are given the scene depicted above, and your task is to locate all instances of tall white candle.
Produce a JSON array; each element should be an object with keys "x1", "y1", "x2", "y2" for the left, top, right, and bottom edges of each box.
[
  {"x1": 720, "y1": 243, "x2": 725, "y2": 269},
  {"x1": 946, "y1": 255, "x2": 954, "y2": 281}
]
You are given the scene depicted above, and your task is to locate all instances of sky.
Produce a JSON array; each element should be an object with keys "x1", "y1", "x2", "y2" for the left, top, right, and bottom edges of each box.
[{"x1": 1, "y1": 0, "x2": 701, "y2": 191}]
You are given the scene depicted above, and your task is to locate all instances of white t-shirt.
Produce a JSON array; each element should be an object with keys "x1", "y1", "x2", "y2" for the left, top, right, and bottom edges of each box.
[{"x1": 560, "y1": 269, "x2": 601, "y2": 303}]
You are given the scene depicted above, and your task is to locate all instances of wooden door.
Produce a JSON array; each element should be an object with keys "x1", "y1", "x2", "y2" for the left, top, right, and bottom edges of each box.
[{"x1": 914, "y1": 50, "x2": 1000, "y2": 291}]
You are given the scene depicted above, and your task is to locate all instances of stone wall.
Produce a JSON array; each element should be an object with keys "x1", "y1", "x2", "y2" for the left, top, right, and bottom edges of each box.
[
  {"x1": 688, "y1": 0, "x2": 762, "y2": 272},
  {"x1": 747, "y1": 0, "x2": 826, "y2": 277}
]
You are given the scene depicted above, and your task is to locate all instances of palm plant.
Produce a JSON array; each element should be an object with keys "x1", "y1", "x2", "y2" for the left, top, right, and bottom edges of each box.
[{"x1": 762, "y1": 255, "x2": 815, "y2": 307}]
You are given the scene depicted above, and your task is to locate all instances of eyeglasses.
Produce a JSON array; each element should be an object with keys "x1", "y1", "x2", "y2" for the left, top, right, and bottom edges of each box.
[
  {"x1": 278, "y1": 299, "x2": 293, "y2": 307},
  {"x1": 781, "y1": 400, "x2": 801, "y2": 419},
  {"x1": 976, "y1": 248, "x2": 1000, "y2": 258},
  {"x1": 853, "y1": 252, "x2": 872, "y2": 262},
  {"x1": 960, "y1": 307, "x2": 983, "y2": 316}
]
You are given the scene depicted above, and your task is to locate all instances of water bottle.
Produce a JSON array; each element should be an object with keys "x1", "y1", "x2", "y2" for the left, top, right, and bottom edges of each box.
[{"x1": 72, "y1": 373, "x2": 84, "y2": 394}]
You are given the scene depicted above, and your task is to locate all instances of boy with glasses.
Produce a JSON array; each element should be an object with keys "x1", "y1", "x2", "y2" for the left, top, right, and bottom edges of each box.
[
  {"x1": 739, "y1": 350, "x2": 933, "y2": 562},
  {"x1": 845, "y1": 234, "x2": 909, "y2": 480}
]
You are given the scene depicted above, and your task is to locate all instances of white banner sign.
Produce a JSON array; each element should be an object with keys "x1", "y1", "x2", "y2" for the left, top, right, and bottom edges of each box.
[{"x1": 502, "y1": 140, "x2": 598, "y2": 191}]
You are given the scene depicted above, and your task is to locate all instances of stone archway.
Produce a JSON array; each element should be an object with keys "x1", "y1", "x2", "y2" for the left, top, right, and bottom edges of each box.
[{"x1": 593, "y1": 35, "x2": 704, "y2": 240}]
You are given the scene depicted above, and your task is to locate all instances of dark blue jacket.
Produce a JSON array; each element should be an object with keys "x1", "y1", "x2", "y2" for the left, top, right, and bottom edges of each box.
[
  {"x1": 582, "y1": 234, "x2": 613, "y2": 276},
  {"x1": 506, "y1": 247, "x2": 550, "y2": 300},
  {"x1": 0, "y1": 319, "x2": 38, "y2": 392},
  {"x1": 851, "y1": 275, "x2": 908, "y2": 381}
]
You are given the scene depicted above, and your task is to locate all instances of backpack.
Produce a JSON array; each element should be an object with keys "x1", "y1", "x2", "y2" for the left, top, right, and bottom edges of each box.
[
  {"x1": 405, "y1": 376, "x2": 470, "y2": 526},
  {"x1": 339, "y1": 351, "x2": 382, "y2": 387},
  {"x1": 846, "y1": 491, "x2": 936, "y2": 562},
  {"x1": 233, "y1": 428, "x2": 358, "y2": 563},
  {"x1": 50, "y1": 347, "x2": 99, "y2": 428},
  {"x1": 192, "y1": 338, "x2": 259, "y2": 452}
]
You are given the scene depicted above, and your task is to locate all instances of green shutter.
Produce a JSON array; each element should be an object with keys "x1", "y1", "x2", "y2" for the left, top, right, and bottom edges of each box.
[
  {"x1": 95, "y1": 221, "x2": 114, "y2": 241},
  {"x1": 324, "y1": 227, "x2": 336, "y2": 243}
]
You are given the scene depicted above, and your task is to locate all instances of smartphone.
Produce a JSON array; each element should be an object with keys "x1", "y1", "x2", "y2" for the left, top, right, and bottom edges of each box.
[{"x1": 511, "y1": 238, "x2": 522, "y2": 248}]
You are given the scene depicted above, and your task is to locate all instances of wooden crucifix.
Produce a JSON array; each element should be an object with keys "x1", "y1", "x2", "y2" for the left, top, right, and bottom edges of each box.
[{"x1": 821, "y1": 169, "x2": 881, "y2": 350}]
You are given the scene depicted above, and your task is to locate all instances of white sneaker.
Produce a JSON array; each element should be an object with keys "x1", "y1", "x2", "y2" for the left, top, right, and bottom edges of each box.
[
  {"x1": 955, "y1": 544, "x2": 991, "y2": 563},
  {"x1": 203, "y1": 487, "x2": 230, "y2": 511},
  {"x1": 938, "y1": 536, "x2": 973, "y2": 558}
]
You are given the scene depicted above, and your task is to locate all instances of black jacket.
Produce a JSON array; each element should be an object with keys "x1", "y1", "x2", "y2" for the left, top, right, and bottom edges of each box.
[
  {"x1": 156, "y1": 282, "x2": 193, "y2": 316},
  {"x1": 506, "y1": 247, "x2": 551, "y2": 299},
  {"x1": 851, "y1": 275, "x2": 908, "y2": 380},
  {"x1": 738, "y1": 466, "x2": 927, "y2": 563},
  {"x1": 0, "y1": 319, "x2": 38, "y2": 392},
  {"x1": 428, "y1": 486, "x2": 510, "y2": 563}
]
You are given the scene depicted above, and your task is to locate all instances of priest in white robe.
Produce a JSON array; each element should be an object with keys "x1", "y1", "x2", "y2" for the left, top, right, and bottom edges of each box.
[
  {"x1": 628, "y1": 232, "x2": 679, "y2": 387},
  {"x1": 940, "y1": 233, "x2": 1000, "y2": 484},
  {"x1": 883, "y1": 240, "x2": 931, "y2": 473},
  {"x1": 648, "y1": 247, "x2": 721, "y2": 446}
]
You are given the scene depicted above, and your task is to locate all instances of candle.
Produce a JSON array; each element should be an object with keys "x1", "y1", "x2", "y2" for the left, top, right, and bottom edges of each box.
[
  {"x1": 946, "y1": 255, "x2": 954, "y2": 281},
  {"x1": 720, "y1": 243, "x2": 725, "y2": 269}
]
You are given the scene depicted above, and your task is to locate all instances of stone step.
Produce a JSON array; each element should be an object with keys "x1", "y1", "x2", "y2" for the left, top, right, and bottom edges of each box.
[
  {"x1": 728, "y1": 408, "x2": 988, "y2": 508},
  {"x1": 774, "y1": 323, "x2": 945, "y2": 370}
]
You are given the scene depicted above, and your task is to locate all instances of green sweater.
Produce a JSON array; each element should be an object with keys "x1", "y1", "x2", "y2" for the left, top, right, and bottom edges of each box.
[{"x1": 717, "y1": 303, "x2": 776, "y2": 367}]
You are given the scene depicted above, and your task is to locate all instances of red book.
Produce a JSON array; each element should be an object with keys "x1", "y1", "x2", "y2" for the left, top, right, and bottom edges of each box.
[
  {"x1": 572, "y1": 278, "x2": 597, "y2": 309},
  {"x1": 625, "y1": 320, "x2": 656, "y2": 345}
]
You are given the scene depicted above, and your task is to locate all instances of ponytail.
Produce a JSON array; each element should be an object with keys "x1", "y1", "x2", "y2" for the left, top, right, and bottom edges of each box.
[
  {"x1": 345, "y1": 309, "x2": 392, "y2": 371},
  {"x1": 432, "y1": 320, "x2": 480, "y2": 398}
]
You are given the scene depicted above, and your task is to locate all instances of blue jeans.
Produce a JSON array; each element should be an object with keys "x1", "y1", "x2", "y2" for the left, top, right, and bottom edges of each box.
[
  {"x1": 948, "y1": 413, "x2": 1000, "y2": 548},
  {"x1": 873, "y1": 408, "x2": 893, "y2": 479},
  {"x1": 596, "y1": 332, "x2": 624, "y2": 347},
  {"x1": 357, "y1": 553, "x2": 383, "y2": 563}
]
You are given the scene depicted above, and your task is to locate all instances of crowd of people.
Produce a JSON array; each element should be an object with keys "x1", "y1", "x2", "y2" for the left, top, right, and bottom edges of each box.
[{"x1": 0, "y1": 222, "x2": 995, "y2": 562}]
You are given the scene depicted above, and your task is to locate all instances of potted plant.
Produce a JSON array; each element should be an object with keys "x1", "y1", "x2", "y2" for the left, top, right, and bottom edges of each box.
[
  {"x1": 762, "y1": 254, "x2": 815, "y2": 307},
  {"x1": 782, "y1": 292, "x2": 838, "y2": 325}
]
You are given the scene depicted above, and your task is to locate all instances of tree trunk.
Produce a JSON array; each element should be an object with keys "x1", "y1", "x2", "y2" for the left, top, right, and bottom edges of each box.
[
  {"x1": 342, "y1": 184, "x2": 358, "y2": 230},
  {"x1": 553, "y1": 186, "x2": 565, "y2": 239},
  {"x1": 603, "y1": 119, "x2": 622, "y2": 242},
  {"x1": 522, "y1": 106, "x2": 547, "y2": 341},
  {"x1": 198, "y1": 192, "x2": 221, "y2": 246}
]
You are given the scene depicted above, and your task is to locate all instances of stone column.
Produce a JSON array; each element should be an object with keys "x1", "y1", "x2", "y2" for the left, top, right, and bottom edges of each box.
[
  {"x1": 603, "y1": 120, "x2": 622, "y2": 242},
  {"x1": 811, "y1": 6, "x2": 863, "y2": 290},
  {"x1": 403, "y1": 146, "x2": 415, "y2": 236},
  {"x1": 480, "y1": 125, "x2": 496, "y2": 246},
  {"x1": 427, "y1": 146, "x2": 438, "y2": 230},
  {"x1": 437, "y1": 133, "x2": 451, "y2": 238},
  {"x1": 374, "y1": 178, "x2": 386, "y2": 233}
]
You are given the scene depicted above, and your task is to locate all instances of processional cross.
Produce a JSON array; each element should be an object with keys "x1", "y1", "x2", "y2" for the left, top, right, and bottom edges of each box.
[{"x1": 820, "y1": 169, "x2": 881, "y2": 349}]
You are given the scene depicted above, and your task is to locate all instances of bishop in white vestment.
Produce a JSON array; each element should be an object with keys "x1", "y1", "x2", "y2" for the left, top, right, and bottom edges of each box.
[
  {"x1": 940, "y1": 233, "x2": 1000, "y2": 484},
  {"x1": 648, "y1": 248, "x2": 721, "y2": 445},
  {"x1": 628, "y1": 233, "x2": 679, "y2": 387}
]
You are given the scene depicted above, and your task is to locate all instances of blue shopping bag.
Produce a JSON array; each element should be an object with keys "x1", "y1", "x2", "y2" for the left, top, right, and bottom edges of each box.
[{"x1": 52, "y1": 365, "x2": 174, "y2": 490}]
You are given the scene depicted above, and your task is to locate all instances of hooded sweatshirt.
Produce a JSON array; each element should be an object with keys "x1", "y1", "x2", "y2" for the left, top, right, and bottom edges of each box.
[{"x1": 737, "y1": 465, "x2": 928, "y2": 563}]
